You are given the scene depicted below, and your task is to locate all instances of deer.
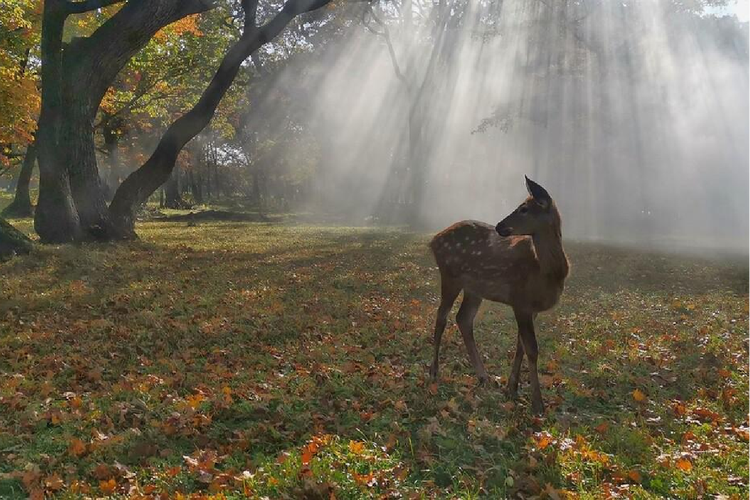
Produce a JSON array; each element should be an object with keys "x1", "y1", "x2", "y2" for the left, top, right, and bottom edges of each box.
[{"x1": 428, "y1": 176, "x2": 569, "y2": 414}]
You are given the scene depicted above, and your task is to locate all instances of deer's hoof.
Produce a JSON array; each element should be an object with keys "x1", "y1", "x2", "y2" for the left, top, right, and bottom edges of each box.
[
  {"x1": 429, "y1": 364, "x2": 439, "y2": 381},
  {"x1": 531, "y1": 400, "x2": 545, "y2": 416}
]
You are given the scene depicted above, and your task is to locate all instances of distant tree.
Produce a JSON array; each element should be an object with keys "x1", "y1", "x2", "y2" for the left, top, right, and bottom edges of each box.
[{"x1": 2, "y1": 144, "x2": 36, "y2": 217}]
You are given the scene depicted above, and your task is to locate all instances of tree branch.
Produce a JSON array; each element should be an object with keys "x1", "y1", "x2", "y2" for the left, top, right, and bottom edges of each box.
[
  {"x1": 242, "y1": 0, "x2": 260, "y2": 30},
  {"x1": 65, "y1": 0, "x2": 127, "y2": 14},
  {"x1": 109, "y1": 0, "x2": 356, "y2": 233},
  {"x1": 364, "y1": 4, "x2": 409, "y2": 90}
]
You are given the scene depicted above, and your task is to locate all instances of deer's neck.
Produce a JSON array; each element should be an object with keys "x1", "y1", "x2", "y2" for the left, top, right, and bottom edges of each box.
[{"x1": 532, "y1": 228, "x2": 569, "y2": 283}]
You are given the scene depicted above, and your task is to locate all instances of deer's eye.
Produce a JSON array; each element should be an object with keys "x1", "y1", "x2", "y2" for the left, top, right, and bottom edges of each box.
[{"x1": 519, "y1": 206, "x2": 528, "y2": 215}]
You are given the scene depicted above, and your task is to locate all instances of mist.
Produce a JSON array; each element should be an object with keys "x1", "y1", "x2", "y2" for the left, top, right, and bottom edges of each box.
[{"x1": 248, "y1": 0, "x2": 748, "y2": 254}]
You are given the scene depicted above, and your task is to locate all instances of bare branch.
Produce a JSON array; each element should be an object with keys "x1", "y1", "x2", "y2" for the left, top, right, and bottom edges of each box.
[{"x1": 365, "y1": 3, "x2": 410, "y2": 90}]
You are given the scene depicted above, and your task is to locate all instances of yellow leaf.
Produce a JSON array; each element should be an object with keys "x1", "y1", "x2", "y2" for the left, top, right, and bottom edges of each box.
[
  {"x1": 632, "y1": 389, "x2": 647, "y2": 403},
  {"x1": 348, "y1": 440, "x2": 365, "y2": 454},
  {"x1": 187, "y1": 393, "x2": 205, "y2": 409}
]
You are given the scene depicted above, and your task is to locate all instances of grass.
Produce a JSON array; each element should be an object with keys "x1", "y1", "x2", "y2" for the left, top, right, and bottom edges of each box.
[{"x1": 0, "y1": 211, "x2": 747, "y2": 499}]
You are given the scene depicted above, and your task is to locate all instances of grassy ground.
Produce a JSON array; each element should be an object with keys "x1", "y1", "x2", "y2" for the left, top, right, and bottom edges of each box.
[{"x1": 0, "y1": 212, "x2": 748, "y2": 499}]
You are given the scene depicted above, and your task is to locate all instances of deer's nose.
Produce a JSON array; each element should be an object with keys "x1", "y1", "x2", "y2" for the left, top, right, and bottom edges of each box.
[{"x1": 496, "y1": 223, "x2": 511, "y2": 237}]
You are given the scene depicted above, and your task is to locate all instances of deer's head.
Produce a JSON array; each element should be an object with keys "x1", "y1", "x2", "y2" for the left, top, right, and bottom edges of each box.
[{"x1": 496, "y1": 176, "x2": 561, "y2": 238}]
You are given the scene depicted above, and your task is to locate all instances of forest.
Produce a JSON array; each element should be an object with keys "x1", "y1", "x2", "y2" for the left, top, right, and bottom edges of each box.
[{"x1": 0, "y1": 0, "x2": 748, "y2": 498}]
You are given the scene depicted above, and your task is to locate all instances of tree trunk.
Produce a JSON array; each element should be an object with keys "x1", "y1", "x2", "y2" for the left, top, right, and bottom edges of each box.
[
  {"x1": 102, "y1": 118, "x2": 121, "y2": 197},
  {"x1": 189, "y1": 168, "x2": 204, "y2": 204},
  {"x1": 64, "y1": 103, "x2": 116, "y2": 239},
  {"x1": 2, "y1": 143, "x2": 37, "y2": 218},
  {"x1": 0, "y1": 217, "x2": 33, "y2": 259},
  {"x1": 34, "y1": 0, "x2": 81, "y2": 243},
  {"x1": 163, "y1": 169, "x2": 186, "y2": 209}
]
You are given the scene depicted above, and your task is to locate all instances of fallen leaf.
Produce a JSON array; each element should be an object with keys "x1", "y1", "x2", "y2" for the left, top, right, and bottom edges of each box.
[
  {"x1": 594, "y1": 422, "x2": 609, "y2": 434},
  {"x1": 349, "y1": 440, "x2": 365, "y2": 454},
  {"x1": 68, "y1": 438, "x2": 87, "y2": 457},
  {"x1": 676, "y1": 458, "x2": 693, "y2": 472},
  {"x1": 44, "y1": 474, "x2": 64, "y2": 491},
  {"x1": 627, "y1": 470, "x2": 642, "y2": 483},
  {"x1": 632, "y1": 389, "x2": 647, "y2": 403},
  {"x1": 99, "y1": 478, "x2": 117, "y2": 494}
]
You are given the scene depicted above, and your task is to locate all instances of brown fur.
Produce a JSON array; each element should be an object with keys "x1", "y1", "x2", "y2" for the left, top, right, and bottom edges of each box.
[{"x1": 428, "y1": 181, "x2": 568, "y2": 414}]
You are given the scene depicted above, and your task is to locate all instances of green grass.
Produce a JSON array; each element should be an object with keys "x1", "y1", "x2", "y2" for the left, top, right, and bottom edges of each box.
[{"x1": 0, "y1": 214, "x2": 747, "y2": 499}]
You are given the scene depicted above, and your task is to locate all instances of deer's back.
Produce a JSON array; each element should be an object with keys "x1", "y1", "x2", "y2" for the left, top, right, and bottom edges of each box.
[{"x1": 430, "y1": 220, "x2": 547, "y2": 307}]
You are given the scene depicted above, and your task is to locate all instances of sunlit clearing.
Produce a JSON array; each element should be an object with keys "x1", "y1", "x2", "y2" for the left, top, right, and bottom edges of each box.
[{"x1": 251, "y1": 0, "x2": 749, "y2": 254}]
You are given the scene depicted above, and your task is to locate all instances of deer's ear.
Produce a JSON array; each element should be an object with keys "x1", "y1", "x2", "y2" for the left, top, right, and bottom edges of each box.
[{"x1": 525, "y1": 175, "x2": 551, "y2": 209}]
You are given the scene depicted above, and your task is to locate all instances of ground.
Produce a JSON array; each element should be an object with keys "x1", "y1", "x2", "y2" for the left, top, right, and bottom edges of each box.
[{"x1": 0, "y1": 207, "x2": 748, "y2": 499}]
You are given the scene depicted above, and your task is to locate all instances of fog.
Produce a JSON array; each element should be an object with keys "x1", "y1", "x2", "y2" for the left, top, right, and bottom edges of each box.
[{"x1": 244, "y1": 0, "x2": 748, "y2": 254}]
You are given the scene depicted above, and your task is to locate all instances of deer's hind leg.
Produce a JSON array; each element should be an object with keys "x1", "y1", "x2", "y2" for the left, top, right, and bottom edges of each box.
[
  {"x1": 514, "y1": 308, "x2": 544, "y2": 414},
  {"x1": 429, "y1": 272, "x2": 461, "y2": 380},
  {"x1": 456, "y1": 292, "x2": 489, "y2": 384}
]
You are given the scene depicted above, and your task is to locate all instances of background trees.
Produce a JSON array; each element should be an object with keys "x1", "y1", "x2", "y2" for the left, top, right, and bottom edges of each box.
[{"x1": 0, "y1": 0, "x2": 41, "y2": 217}]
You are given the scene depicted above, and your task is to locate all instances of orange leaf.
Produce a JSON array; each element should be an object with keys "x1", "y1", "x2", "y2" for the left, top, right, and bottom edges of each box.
[
  {"x1": 535, "y1": 432, "x2": 553, "y2": 450},
  {"x1": 594, "y1": 422, "x2": 609, "y2": 434},
  {"x1": 632, "y1": 389, "x2": 647, "y2": 403},
  {"x1": 68, "y1": 438, "x2": 87, "y2": 457},
  {"x1": 353, "y1": 471, "x2": 374, "y2": 485},
  {"x1": 627, "y1": 470, "x2": 642, "y2": 483},
  {"x1": 99, "y1": 478, "x2": 117, "y2": 494},
  {"x1": 428, "y1": 383, "x2": 438, "y2": 395},
  {"x1": 675, "y1": 458, "x2": 692, "y2": 472},
  {"x1": 44, "y1": 474, "x2": 64, "y2": 491},
  {"x1": 301, "y1": 441, "x2": 319, "y2": 465},
  {"x1": 672, "y1": 402, "x2": 686, "y2": 417}
]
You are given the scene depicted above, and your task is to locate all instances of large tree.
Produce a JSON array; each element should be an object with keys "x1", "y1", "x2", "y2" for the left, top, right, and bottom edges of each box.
[{"x1": 34, "y1": 0, "x2": 340, "y2": 243}]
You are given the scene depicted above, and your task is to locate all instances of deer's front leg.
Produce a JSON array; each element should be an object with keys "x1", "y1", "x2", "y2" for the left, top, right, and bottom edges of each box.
[
  {"x1": 515, "y1": 309, "x2": 544, "y2": 414},
  {"x1": 506, "y1": 334, "x2": 524, "y2": 399}
]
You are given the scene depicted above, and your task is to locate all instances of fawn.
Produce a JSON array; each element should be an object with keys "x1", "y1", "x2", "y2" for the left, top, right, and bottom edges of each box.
[{"x1": 429, "y1": 176, "x2": 569, "y2": 414}]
